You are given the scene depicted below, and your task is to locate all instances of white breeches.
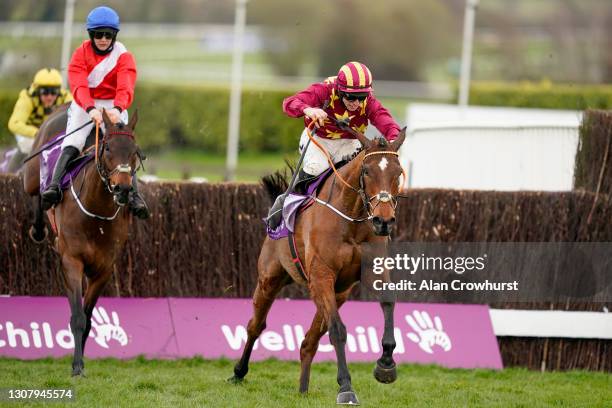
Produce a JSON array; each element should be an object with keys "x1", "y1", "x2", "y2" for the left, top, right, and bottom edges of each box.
[
  {"x1": 62, "y1": 100, "x2": 128, "y2": 151},
  {"x1": 298, "y1": 128, "x2": 362, "y2": 176}
]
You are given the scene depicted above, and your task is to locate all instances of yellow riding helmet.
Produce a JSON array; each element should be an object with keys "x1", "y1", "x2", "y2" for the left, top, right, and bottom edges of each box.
[{"x1": 32, "y1": 68, "x2": 63, "y2": 88}]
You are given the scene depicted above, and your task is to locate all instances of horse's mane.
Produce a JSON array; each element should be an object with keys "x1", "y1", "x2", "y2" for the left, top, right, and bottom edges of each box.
[{"x1": 261, "y1": 160, "x2": 295, "y2": 203}]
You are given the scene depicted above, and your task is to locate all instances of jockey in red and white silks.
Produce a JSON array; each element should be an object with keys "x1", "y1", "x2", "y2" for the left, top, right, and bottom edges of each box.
[
  {"x1": 62, "y1": 39, "x2": 135, "y2": 150},
  {"x1": 41, "y1": 6, "x2": 148, "y2": 219}
]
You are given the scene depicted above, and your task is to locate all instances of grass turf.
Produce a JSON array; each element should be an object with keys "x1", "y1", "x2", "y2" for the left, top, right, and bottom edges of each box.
[{"x1": 0, "y1": 357, "x2": 610, "y2": 407}]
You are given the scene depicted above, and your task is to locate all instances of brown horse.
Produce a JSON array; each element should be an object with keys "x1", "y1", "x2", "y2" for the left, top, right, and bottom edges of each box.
[
  {"x1": 23, "y1": 109, "x2": 141, "y2": 376},
  {"x1": 230, "y1": 128, "x2": 407, "y2": 404}
]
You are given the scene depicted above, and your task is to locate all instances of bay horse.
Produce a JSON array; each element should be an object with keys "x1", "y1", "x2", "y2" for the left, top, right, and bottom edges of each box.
[
  {"x1": 23, "y1": 109, "x2": 141, "y2": 376},
  {"x1": 230, "y1": 128, "x2": 407, "y2": 405}
]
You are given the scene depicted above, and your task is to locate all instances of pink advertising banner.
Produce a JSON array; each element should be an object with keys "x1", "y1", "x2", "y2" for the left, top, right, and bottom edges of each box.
[{"x1": 0, "y1": 297, "x2": 502, "y2": 369}]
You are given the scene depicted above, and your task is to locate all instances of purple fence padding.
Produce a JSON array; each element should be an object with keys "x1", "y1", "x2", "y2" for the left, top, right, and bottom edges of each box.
[{"x1": 0, "y1": 297, "x2": 502, "y2": 369}]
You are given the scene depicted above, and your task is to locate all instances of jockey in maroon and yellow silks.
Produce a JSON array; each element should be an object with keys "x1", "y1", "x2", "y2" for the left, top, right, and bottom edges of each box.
[
  {"x1": 266, "y1": 61, "x2": 402, "y2": 229},
  {"x1": 282, "y1": 69, "x2": 400, "y2": 142}
]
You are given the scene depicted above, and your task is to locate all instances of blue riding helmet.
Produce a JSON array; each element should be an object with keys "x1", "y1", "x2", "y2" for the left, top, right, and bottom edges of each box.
[{"x1": 86, "y1": 6, "x2": 120, "y2": 31}]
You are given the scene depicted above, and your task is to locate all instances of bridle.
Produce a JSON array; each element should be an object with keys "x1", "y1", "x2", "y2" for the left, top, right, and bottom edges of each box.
[
  {"x1": 68, "y1": 121, "x2": 145, "y2": 222},
  {"x1": 357, "y1": 150, "x2": 400, "y2": 219},
  {"x1": 95, "y1": 125, "x2": 143, "y2": 195},
  {"x1": 305, "y1": 120, "x2": 405, "y2": 224},
  {"x1": 312, "y1": 146, "x2": 402, "y2": 224}
]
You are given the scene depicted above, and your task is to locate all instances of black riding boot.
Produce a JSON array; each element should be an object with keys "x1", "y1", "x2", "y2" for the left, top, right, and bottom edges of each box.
[
  {"x1": 41, "y1": 146, "x2": 79, "y2": 210},
  {"x1": 266, "y1": 169, "x2": 316, "y2": 229},
  {"x1": 128, "y1": 174, "x2": 150, "y2": 219},
  {"x1": 6, "y1": 150, "x2": 27, "y2": 173},
  {"x1": 293, "y1": 169, "x2": 318, "y2": 195}
]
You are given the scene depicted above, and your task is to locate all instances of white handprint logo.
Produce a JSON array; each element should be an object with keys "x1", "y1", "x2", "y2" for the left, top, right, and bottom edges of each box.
[
  {"x1": 405, "y1": 310, "x2": 451, "y2": 354},
  {"x1": 89, "y1": 306, "x2": 128, "y2": 349}
]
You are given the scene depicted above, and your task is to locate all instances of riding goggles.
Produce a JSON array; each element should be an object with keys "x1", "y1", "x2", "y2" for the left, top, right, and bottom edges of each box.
[
  {"x1": 90, "y1": 30, "x2": 117, "y2": 40},
  {"x1": 340, "y1": 91, "x2": 369, "y2": 102},
  {"x1": 39, "y1": 87, "x2": 60, "y2": 96}
]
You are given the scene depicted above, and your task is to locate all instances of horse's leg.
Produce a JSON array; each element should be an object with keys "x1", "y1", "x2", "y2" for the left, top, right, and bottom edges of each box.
[
  {"x1": 61, "y1": 254, "x2": 87, "y2": 376},
  {"x1": 309, "y1": 265, "x2": 358, "y2": 405},
  {"x1": 230, "y1": 258, "x2": 289, "y2": 382},
  {"x1": 299, "y1": 310, "x2": 326, "y2": 393},
  {"x1": 299, "y1": 288, "x2": 350, "y2": 394},
  {"x1": 28, "y1": 195, "x2": 48, "y2": 243},
  {"x1": 81, "y1": 273, "x2": 111, "y2": 353},
  {"x1": 373, "y1": 300, "x2": 397, "y2": 383}
]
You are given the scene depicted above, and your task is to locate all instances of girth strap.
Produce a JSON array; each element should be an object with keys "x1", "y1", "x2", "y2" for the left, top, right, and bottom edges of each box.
[{"x1": 288, "y1": 231, "x2": 308, "y2": 282}]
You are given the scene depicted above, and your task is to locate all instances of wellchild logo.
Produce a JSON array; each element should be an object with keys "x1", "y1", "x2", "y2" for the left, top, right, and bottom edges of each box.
[
  {"x1": 221, "y1": 310, "x2": 452, "y2": 356},
  {"x1": 90, "y1": 306, "x2": 128, "y2": 349},
  {"x1": 0, "y1": 306, "x2": 128, "y2": 350},
  {"x1": 405, "y1": 310, "x2": 451, "y2": 354}
]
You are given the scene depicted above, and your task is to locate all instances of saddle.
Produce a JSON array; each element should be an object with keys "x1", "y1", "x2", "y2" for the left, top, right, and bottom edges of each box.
[
  {"x1": 265, "y1": 159, "x2": 352, "y2": 240},
  {"x1": 39, "y1": 128, "x2": 100, "y2": 193}
]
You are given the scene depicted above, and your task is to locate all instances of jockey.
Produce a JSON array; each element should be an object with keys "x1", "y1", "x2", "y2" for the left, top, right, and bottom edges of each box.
[
  {"x1": 267, "y1": 61, "x2": 401, "y2": 227},
  {"x1": 41, "y1": 6, "x2": 149, "y2": 219},
  {"x1": 7, "y1": 68, "x2": 72, "y2": 172}
]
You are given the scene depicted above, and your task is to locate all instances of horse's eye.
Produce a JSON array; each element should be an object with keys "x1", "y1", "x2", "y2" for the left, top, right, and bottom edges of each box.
[
  {"x1": 104, "y1": 145, "x2": 110, "y2": 152},
  {"x1": 363, "y1": 168, "x2": 369, "y2": 176}
]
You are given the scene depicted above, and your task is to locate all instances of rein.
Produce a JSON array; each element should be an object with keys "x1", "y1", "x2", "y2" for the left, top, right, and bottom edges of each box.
[
  {"x1": 313, "y1": 197, "x2": 372, "y2": 223},
  {"x1": 70, "y1": 178, "x2": 122, "y2": 221},
  {"x1": 306, "y1": 125, "x2": 359, "y2": 193},
  {"x1": 23, "y1": 119, "x2": 94, "y2": 164}
]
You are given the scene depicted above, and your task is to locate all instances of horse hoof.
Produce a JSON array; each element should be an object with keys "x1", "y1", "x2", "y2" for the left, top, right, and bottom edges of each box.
[
  {"x1": 28, "y1": 225, "x2": 48, "y2": 244},
  {"x1": 336, "y1": 391, "x2": 360, "y2": 405},
  {"x1": 71, "y1": 368, "x2": 86, "y2": 377},
  {"x1": 373, "y1": 362, "x2": 397, "y2": 384},
  {"x1": 227, "y1": 375, "x2": 244, "y2": 384}
]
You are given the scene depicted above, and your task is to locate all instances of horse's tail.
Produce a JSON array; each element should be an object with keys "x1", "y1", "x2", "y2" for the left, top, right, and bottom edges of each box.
[{"x1": 260, "y1": 160, "x2": 295, "y2": 203}]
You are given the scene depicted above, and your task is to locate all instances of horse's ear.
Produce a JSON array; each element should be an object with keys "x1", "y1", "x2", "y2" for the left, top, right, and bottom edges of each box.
[
  {"x1": 101, "y1": 108, "x2": 113, "y2": 129},
  {"x1": 128, "y1": 109, "x2": 138, "y2": 130},
  {"x1": 390, "y1": 127, "x2": 407, "y2": 152},
  {"x1": 345, "y1": 126, "x2": 372, "y2": 149}
]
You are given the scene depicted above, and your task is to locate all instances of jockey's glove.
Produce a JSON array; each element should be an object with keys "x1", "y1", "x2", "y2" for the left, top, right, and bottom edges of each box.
[
  {"x1": 106, "y1": 107, "x2": 122, "y2": 124},
  {"x1": 88, "y1": 108, "x2": 103, "y2": 125},
  {"x1": 303, "y1": 107, "x2": 327, "y2": 127}
]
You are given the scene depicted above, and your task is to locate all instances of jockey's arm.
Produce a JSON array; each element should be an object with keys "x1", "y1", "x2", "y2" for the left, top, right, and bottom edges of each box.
[
  {"x1": 68, "y1": 44, "x2": 96, "y2": 111},
  {"x1": 8, "y1": 90, "x2": 38, "y2": 138},
  {"x1": 282, "y1": 83, "x2": 329, "y2": 118},
  {"x1": 113, "y1": 53, "x2": 137, "y2": 112},
  {"x1": 367, "y1": 97, "x2": 401, "y2": 142}
]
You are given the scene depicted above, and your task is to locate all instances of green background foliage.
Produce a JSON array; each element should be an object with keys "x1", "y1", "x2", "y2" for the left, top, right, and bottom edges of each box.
[
  {"x1": 468, "y1": 81, "x2": 612, "y2": 110},
  {"x1": 2, "y1": 82, "x2": 612, "y2": 153}
]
